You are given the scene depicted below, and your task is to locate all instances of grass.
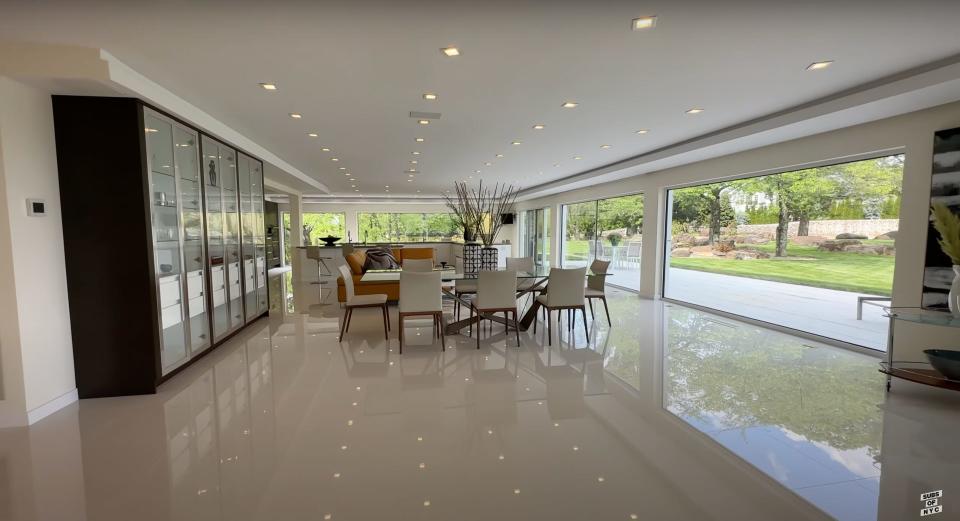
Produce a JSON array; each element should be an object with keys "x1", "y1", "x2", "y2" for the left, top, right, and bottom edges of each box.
[{"x1": 669, "y1": 241, "x2": 894, "y2": 296}]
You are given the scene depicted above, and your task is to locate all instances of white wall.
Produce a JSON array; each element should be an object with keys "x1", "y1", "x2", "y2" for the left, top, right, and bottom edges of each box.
[
  {"x1": 0, "y1": 77, "x2": 76, "y2": 427},
  {"x1": 518, "y1": 100, "x2": 960, "y2": 359}
]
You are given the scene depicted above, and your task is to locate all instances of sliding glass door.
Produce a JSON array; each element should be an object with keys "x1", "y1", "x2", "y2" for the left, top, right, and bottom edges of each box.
[
  {"x1": 519, "y1": 207, "x2": 551, "y2": 268},
  {"x1": 662, "y1": 155, "x2": 903, "y2": 350},
  {"x1": 561, "y1": 194, "x2": 643, "y2": 290}
]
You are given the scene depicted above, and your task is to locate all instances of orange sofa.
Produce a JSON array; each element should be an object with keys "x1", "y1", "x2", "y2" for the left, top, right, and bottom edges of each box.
[{"x1": 337, "y1": 247, "x2": 435, "y2": 302}]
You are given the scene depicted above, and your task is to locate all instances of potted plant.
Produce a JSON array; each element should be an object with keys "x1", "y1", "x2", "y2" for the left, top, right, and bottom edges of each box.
[
  {"x1": 444, "y1": 181, "x2": 518, "y2": 271},
  {"x1": 931, "y1": 203, "x2": 960, "y2": 314},
  {"x1": 607, "y1": 232, "x2": 623, "y2": 247}
]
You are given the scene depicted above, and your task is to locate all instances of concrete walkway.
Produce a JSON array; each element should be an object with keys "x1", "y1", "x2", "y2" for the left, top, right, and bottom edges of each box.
[{"x1": 665, "y1": 268, "x2": 888, "y2": 351}]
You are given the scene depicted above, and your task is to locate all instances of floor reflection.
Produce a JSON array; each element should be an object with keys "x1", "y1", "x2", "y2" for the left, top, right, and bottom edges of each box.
[{"x1": 4, "y1": 271, "x2": 958, "y2": 521}]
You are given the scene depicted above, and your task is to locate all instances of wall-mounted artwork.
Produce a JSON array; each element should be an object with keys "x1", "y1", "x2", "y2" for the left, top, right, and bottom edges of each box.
[{"x1": 923, "y1": 126, "x2": 960, "y2": 309}]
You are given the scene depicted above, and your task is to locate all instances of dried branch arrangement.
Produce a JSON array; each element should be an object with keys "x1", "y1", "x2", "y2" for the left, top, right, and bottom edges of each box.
[{"x1": 443, "y1": 181, "x2": 519, "y2": 246}]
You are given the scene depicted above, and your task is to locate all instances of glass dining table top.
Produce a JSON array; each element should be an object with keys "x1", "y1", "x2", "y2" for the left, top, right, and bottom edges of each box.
[{"x1": 360, "y1": 266, "x2": 609, "y2": 282}]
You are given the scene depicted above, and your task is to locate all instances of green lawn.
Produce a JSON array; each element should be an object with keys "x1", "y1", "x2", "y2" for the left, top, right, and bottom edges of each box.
[{"x1": 669, "y1": 242, "x2": 894, "y2": 296}]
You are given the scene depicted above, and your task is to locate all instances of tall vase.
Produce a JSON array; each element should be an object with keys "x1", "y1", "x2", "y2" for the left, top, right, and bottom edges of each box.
[
  {"x1": 950, "y1": 265, "x2": 960, "y2": 315},
  {"x1": 463, "y1": 243, "x2": 481, "y2": 274},
  {"x1": 480, "y1": 247, "x2": 498, "y2": 271}
]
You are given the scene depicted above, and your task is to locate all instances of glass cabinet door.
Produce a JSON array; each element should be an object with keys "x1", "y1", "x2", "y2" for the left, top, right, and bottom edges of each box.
[
  {"x1": 221, "y1": 147, "x2": 244, "y2": 330},
  {"x1": 251, "y1": 160, "x2": 268, "y2": 314},
  {"x1": 202, "y1": 136, "x2": 230, "y2": 342},
  {"x1": 175, "y1": 126, "x2": 209, "y2": 355},
  {"x1": 238, "y1": 154, "x2": 258, "y2": 321},
  {"x1": 145, "y1": 110, "x2": 188, "y2": 374}
]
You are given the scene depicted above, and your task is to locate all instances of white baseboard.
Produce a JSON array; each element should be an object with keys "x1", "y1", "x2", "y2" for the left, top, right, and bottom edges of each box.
[{"x1": 26, "y1": 388, "x2": 78, "y2": 425}]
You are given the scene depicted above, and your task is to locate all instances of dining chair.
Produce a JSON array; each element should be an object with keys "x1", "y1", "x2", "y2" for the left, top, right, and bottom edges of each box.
[
  {"x1": 403, "y1": 258, "x2": 434, "y2": 272},
  {"x1": 471, "y1": 270, "x2": 521, "y2": 348},
  {"x1": 398, "y1": 270, "x2": 444, "y2": 353},
  {"x1": 625, "y1": 241, "x2": 642, "y2": 267},
  {"x1": 454, "y1": 278, "x2": 477, "y2": 321},
  {"x1": 338, "y1": 264, "x2": 389, "y2": 341},
  {"x1": 506, "y1": 257, "x2": 541, "y2": 308},
  {"x1": 533, "y1": 267, "x2": 588, "y2": 346},
  {"x1": 585, "y1": 259, "x2": 611, "y2": 326}
]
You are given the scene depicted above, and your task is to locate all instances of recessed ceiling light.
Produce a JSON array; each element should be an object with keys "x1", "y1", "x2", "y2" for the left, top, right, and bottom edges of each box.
[
  {"x1": 259, "y1": 83, "x2": 277, "y2": 90},
  {"x1": 338, "y1": 167, "x2": 346, "y2": 170},
  {"x1": 561, "y1": 101, "x2": 578, "y2": 108},
  {"x1": 484, "y1": 162, "x2": 492, "y2": 166},
  {"x1": 532, "y1": 124, "x2": 545, "y2": 130},
  {"x1": 495, "y1": 154, "x2": 504, "y2": 158},
  {"x1": 441, "y1": 47, "x2": 460, "y2": 57},
  {"x1": 635, "y1": 129, "x2": 649, "y2": 134},
  {"x1": 406, "y1": 169, "x2": 418, "y2": 173},
  {"x1": 412, "y1": 151, "x2": 421, "y2": 155},
  {"x1": 289, "y1": 113, "x2": 302, "y2": 119},
  {"x1": 553, "y1": 163, "x2": 560, "y2": 167},
  {"x1": 468, "y1": 176, "x2": 473, "y2": 179},
  {"x1": 351, "y1": 184, "x2": 356, "y2": 188},
  {"x1": 307, "y1": 133, "x2": 319, "y2": 137},
  {"x1": 354, "y1": 189, "x2": 359, "y2": 192},
  {"x1": 416, "y1": 190, "x2": 421, "y2": 193},
  {"x1": 573, "y1": 156, "x2": 582, "y2": 160},
  {"x1": 321, "y1": 147, "x2": 331, "y2": 152},
  {"x1": 538, "y1": 171, "x2": 543, "y2": 175},
  {"x1": 511, "y1": 141, "x2": 521, "y2": 146},
  {"x1": 423, "y1": 93, "x2": 438, "y2": 101},
  {"x1": 415, "y1": 137, "x2": 425, "y2": 142},
  {"x1": 475, "y1": 170, "x2": 481, "y2": 174},
  {"x1": 410, "y1": 160, "x2": 418, "y2": 164},
  {"x1": 632, "y1": 16, "x2": 657, "y2": 30},
  {"x1": 600, "y1": 144, "x2": 611, "y2": 149},
  {"x1": 806, "y1": 60, "x2": 834, "y2": 71},
  {"x1": 686, "y1": 108, "x2": 704, "y2": 114},
  {"x1": 418, "y1": 120, "x2": 430, "y2": 125},
  {"x1": 407, "y1": 179, "x2": 413, "y2": 182},
  {"x1": 331, "y1": 158, "x2": 340, "y2": 161},
  {"x1": 144, "y1": 127, "x2": 158, "y2": 133}
]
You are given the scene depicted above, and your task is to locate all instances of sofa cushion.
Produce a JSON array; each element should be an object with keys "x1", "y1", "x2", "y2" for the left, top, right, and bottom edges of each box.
[
  {"x1": 401, "y1": 247, "x2": 434, "y2": 261},
  {"x1": 345, "y1": 251, "x2": 366, "y2": 275}
]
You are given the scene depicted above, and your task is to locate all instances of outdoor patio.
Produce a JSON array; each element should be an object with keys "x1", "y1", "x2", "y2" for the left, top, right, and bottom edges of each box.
[{"x1": 665, "y1": 268, "x2": 889, "y2": 351}]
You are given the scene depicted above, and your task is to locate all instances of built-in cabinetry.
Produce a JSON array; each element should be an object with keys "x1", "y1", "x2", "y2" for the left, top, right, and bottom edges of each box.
[{"x1": 53, "y1": 96, "x2": 268, "y2": 398}]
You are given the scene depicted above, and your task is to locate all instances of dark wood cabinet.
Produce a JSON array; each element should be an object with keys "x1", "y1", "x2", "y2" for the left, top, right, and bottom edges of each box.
[{"x1": 52, "y1": 95, "x2": 268, "y2": 398}]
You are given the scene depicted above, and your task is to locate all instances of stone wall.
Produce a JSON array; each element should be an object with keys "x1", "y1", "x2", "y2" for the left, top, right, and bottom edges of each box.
[{"x1": 734, "y1": 219, "x2": 898, "y2": 238}]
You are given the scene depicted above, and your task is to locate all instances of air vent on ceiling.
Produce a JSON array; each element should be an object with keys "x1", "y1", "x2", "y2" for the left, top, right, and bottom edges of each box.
[{"x1": 409, "y1": 111, "x2": 441, "y2": 120}]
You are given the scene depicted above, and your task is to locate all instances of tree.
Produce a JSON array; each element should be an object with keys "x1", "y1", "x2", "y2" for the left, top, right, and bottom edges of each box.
[{"x1": 671, "y1": 184, "x2": 736, "y2": 244}]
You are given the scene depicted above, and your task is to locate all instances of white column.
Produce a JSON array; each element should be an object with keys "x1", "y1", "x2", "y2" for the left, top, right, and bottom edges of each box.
[
  {"x1": 637, "y1": 190, "x2": 660, "y2": 299},
  {"x1": 289, "y1": 193, "x2": 304, "y2": 282}
]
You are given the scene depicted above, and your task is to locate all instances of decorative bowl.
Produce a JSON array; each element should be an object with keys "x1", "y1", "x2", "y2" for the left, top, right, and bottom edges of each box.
[
  {"x1": 924, "y1": 349, "x2": 960, "y2": 381},
  {"x1": 320, "y1": 236, "x2": 341, "y2": 246}
]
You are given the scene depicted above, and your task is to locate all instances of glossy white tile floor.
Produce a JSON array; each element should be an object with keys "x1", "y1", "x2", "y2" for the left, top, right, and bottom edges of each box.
[{"x1": 1, "y1": 274, "x2": 958, "y2": 521}]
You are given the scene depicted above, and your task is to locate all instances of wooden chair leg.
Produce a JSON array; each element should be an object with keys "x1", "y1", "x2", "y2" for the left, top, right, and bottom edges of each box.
[
  {"x1": 339, "y1": 307, "x2": 349, "y2": 341},
  {"x1": 438, "y1": 312, "x2": 446, "y2": 350},
  {"x1": 580, "y1": 306, "x2": 590, "y2": 341},
  {"x1": 386, "y1": 305, "x2": 391, "y2": 330},
  {"x1": 476, "y1": 308, "x2": 482, "y2": 350},
  {"x1": 381, "y1": 305, "x2": 389, "y2": 340},
  {"x1": 344, "y1": 307, "x2": 354, "y2": 333},
  {"x1": 601, "y1": 296, "x2": 611, "y2": 326},
  {"x1": 513, "y1": 310, "x2": 521, "y2": 347},
  {"x1": 588, "y1": 298, "x2": 595, "y2": 321},
  {"x1": 547, "y1": 309, "x2": 552, "y2": 346},
  {"x1": 469, "y1": 305, "x2": 474, "y2": 337},
  {"x1": 399, "y1": 315, "x2": 404, "y2": 354}
]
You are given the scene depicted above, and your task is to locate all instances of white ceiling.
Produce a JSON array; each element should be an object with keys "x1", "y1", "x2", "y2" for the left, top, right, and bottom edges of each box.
[{"x1": 3, "y1": 0, "x2": 960, "y2": 198}]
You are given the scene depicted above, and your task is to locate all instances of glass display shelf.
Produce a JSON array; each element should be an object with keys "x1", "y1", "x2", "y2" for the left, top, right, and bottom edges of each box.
[
  {"x1": 879, "y1": 361, "x2": 960, "y2": 392},
  {"x1": 881, "y1": 307, "x2": 960, "y2": 393},
  {"x1": 883, "y1": 307, "x2": 960, "y2": 328}
]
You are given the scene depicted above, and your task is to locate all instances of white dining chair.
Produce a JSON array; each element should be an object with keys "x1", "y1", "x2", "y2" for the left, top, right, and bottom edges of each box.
[
  {"x1": 454, "y1": 278, "x2": 477, "y2": 321},
  {"x1": 585, "y1": 259, "x2": 611, "y2": 326},
  {"x1": 471, "y1": 270, "x2": 521, "y2": 348},
  {"x1": 533, "y1": 267, "x2": 588, "y2": 346},
  {"x1": 398, "y1": 270, "x2": 444, "y2": 353},
  {"x1": 338, "y1": 264, "x2": 389, "y2": 341},
  {"x1": 506, "y1": 256, "x2": 541, "y2": 304},
  {"x1": 403, "y1": 258, "x2": 434, "y2": 272}
]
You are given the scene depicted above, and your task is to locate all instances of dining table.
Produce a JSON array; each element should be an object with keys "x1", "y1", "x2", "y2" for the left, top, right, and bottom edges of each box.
[{"x1": 360, "y1": 266, "x2": 610, "y2": 335}]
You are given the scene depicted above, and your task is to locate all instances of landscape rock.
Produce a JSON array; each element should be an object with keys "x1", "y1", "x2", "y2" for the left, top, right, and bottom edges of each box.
[
  {"x1": 874, "y1": 230, "x2": 898, "y2": 240},
  {"x1": 836, "y1": 233, "x2": 868, "y2": 240},
  {"x1": 818, "y1": 239, "x2": 862, "y2": 251},
  {"x1": 671, "y1": 248, "x2": 692, "y2": 258}
]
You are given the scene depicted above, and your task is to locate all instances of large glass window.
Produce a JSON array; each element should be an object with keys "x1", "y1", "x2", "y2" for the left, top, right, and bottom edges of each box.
[
  {"x1": 357, "y1": 213, "x2": 458, "y2": 243},
  {"x1": 519, "y1": 207, "x2": 551, "y2": 268},
  {"x1": 282, "y1": 212, "x2": 346, "y2": 264},
  {"x1": 561, "y1": 194, "x2": 644, "y2": 291},
  {"x1": 663, "y1": 155, "x2": 903, "y2": 350}
]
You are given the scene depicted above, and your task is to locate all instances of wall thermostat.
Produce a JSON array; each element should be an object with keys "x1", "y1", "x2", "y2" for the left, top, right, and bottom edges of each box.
[{"x1": 26, "y1": 198, "x2": 46, "y2": 216}]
